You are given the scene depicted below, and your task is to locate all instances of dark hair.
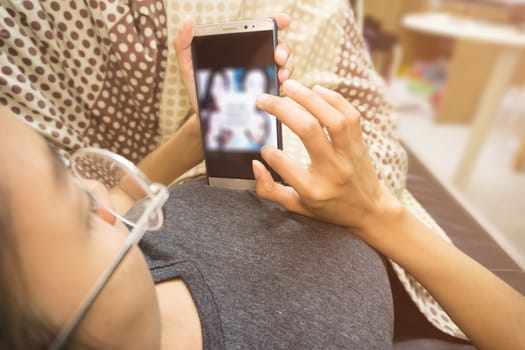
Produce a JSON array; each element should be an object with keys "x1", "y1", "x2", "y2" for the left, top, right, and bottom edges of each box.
[
  {"x1": 201, "y1": 70, "x2": 230, "y2": 111},
  {"x1": 0, "y1": 183, "x2": 96, "y2": 349}
]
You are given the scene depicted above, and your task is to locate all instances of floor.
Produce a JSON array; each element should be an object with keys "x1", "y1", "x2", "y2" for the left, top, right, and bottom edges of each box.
[{"x1": 389, "y1": 80, "x2": 525, "y2": 269}]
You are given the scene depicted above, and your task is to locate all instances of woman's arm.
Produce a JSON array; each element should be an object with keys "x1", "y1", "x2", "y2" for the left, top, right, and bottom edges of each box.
[
  {"x1": 137, "y1": 113, "x2": 203, "y2": 185},
  {"x1": 367, "y1": 204, "x2": 525, "y2": 350},
  {"x1": 253, "y1": 79, "x2": 525, "y2": 350}
]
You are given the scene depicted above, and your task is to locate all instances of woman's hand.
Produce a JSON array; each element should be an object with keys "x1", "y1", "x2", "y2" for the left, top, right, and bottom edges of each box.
[
  {"x1": 252, "y1": 80, "x2": 402, "y2": 236},
  {"x1": 256, "y1": 83, "x2": 525, "y2": 350},
  {"x1": 174, "y1": 14, "x2": 294, "y2": 113}
]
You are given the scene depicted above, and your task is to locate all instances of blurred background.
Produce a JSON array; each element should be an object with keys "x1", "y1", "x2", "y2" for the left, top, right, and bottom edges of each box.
[{"x1": 361, "y1": 0, "x2": 525, "y2": 266}]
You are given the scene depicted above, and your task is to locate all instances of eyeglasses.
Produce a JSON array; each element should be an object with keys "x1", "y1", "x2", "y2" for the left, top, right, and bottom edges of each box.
[{"x1": 49, "y1": 148, "x2": 169, "y2": 349}]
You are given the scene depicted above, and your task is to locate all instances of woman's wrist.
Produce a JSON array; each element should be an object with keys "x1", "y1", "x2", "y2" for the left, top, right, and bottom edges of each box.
[
  {"x1": 138, "y1": 113, "x2": 203, "y2": 185},
  {"x1": 354, "y1": 188, "x2": 407, "y2": 247}
]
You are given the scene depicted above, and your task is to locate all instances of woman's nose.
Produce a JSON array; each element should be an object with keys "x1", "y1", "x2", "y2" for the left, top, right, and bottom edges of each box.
[{"x1": 84, "y1": 179, "x2": 117, "y2": 226}]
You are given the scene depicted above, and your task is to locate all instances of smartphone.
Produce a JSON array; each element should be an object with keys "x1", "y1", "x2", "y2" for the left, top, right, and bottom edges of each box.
[{"x1": 191, "y1": 18, "x2": 282, "y2": 190}]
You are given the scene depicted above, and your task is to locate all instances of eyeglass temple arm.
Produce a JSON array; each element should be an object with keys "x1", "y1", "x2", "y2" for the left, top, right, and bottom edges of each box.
[{"x1": 48, "y1": 186, "x2": 169, "y2": 350}]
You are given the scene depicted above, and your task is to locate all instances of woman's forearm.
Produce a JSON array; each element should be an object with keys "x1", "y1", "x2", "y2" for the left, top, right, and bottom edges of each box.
[
  {"x1": 138, "y1": 114, "x2": 204, "y2": 186},
  {"x1": 361, "y1": 206, "x2": 525, "y2": 350}
]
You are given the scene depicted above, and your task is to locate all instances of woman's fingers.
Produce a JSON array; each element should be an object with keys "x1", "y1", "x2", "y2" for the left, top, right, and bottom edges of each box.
[
  {"x1": 273, "y1": 13, "x2": 292, "y2": 83},
  {"x1": 253, "y1": 80, "x2": 388, "y2": 231},
  {"x1": 274, "y1": 14, "x2": 293, "y2": 83},
  {"x1": 256, "y1": 93, "x2": 332, "y2": 163},
  {"x1": 256, "y1": 81, "x2": 359, "y2": 167},
  {"x1": 275, "y1": 42, "x2": 293, "y2": 83},
  {"x1": 174, "y1": 15, "x2": 194, "y2": 49},
  {"x1": 312, "y1": 85, "x2": 365, "y2": 152},
  {"x1": 273, "y1": 13, "x2": 291, "y2": 30},
  {"x1": 260, "y1": 145, "x2": 311, "y2": 193},
  {"x1": 252, "y1": 160, "x2": 311, "y2": 216},
  {"x1": 282, "y1": 80, "x2": 354, "y2": 154}
]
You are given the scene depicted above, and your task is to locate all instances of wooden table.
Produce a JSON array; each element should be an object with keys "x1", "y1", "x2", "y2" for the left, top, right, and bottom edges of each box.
[{"x1": 403, "y1": 12, "x2": 525, "y2": 189}]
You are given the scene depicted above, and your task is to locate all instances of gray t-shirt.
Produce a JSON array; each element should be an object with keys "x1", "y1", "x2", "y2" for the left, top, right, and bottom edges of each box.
[{"x1": 140, "y1": 181, "x2": 393, "y2": 349}]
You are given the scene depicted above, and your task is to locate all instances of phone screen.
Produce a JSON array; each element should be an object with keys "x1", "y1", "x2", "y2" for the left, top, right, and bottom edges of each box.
[{"x1": 192, "y1": 25, "x2": 281, "y2": 182}]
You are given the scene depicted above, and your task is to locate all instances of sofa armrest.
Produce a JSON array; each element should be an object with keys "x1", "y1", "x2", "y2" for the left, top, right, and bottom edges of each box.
[
  {"x1": 392, "y1": 143, "x2": 525, "y2": 349},
  {"x1": 404, "y1": 143, "x2": 525, "y2": 292}
]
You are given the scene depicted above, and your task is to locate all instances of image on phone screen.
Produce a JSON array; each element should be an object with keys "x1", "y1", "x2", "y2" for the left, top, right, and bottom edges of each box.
[
  {"x1": 196, "y1": 67, "x2": 278, "y2": 152},
  {"x1": 192, "y1": 20, "x2": 282, "y2": 186}
]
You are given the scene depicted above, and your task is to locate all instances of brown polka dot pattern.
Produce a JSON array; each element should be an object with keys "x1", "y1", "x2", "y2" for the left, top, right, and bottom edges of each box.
[
  {"x1": 0, "y1": 0, "x2": 168, "y2": 163},
  {"x1": 333, "y1": 9, "x2": 408, "y2": 196},
  {"x1": 72, "y1": 151, "x2": 126, "y2": 189}
]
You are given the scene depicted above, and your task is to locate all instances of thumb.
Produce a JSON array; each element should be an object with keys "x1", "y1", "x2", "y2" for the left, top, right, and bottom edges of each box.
[
  {"x1": 174, "y1": 15, "x2": 198, "y2": 112},
  {"x1": 252, "y1": 160, "x2": 311, "y2": 217},
  {"x1": 253, "y1": 160, "x2": 275, "y2": 198}
]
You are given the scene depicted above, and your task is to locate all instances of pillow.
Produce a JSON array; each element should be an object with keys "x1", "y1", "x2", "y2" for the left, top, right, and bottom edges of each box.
[{"x1": 0, "y1": 0, "x2": 168, "y2": 162}]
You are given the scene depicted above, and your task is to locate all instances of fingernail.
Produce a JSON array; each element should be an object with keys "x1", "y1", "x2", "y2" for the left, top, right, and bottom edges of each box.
[
  {"x1": 280, "y1": 68, "x2": 290, "y2": 81},
  {"x1": 181, "y1": 14, "x2": 190, "y2": 30},
  {"x1": 252, "y1": 160, "x2": 261, "y2": 179},
  {"x1": 256, "y1": 94, "x2": 269, "y2": 107},
  {"x1": 283, "y1": 79, "x2": 301, "y2": 94},
  {"x1": 260, "y1": 144, "x2": 273, "y2": 159},
  {"x1": 276, "y1": 47, "x2": 287, "y2": 61},
  {"x1": 313, "y1": 85, "x2": 330, "y2": 93}
]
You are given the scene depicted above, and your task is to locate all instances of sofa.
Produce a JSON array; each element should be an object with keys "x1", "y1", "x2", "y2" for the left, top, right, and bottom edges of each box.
[{"x1": 391, "y1": 143, "x2": 525, "y2": 349}]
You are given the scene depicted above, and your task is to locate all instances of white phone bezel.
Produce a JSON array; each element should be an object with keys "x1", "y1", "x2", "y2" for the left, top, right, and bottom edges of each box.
[{"x1": 193, "y1": 18, "x2": 276, "y2": 37}]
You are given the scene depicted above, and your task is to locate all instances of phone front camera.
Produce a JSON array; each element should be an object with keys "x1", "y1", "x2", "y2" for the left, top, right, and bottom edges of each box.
[{"x1": 244, "y1": 25, "x2": 248, "y2": 29}]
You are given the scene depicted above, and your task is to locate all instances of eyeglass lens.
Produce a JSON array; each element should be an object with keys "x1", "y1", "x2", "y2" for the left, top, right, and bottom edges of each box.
[{"x1": 70, "y1": 149, "x2": 164, "y2": 230}]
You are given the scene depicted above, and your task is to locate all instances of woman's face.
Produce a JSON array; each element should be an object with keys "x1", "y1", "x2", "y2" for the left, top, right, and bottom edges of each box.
[{"x1": 1, "y1": 111, "x2": 161, "y2": 348}]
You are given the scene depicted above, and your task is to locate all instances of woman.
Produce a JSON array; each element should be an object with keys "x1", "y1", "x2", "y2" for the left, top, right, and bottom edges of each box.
[
  {"x1": 4, "y1": 78, "x2": 525, "y2": 349},
  {"x1": 3, "y1": 5, "x2": 522, "y2": 349},
  {"x1": 0, "y1": 106, "x2": 393, "y2": 349}
]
